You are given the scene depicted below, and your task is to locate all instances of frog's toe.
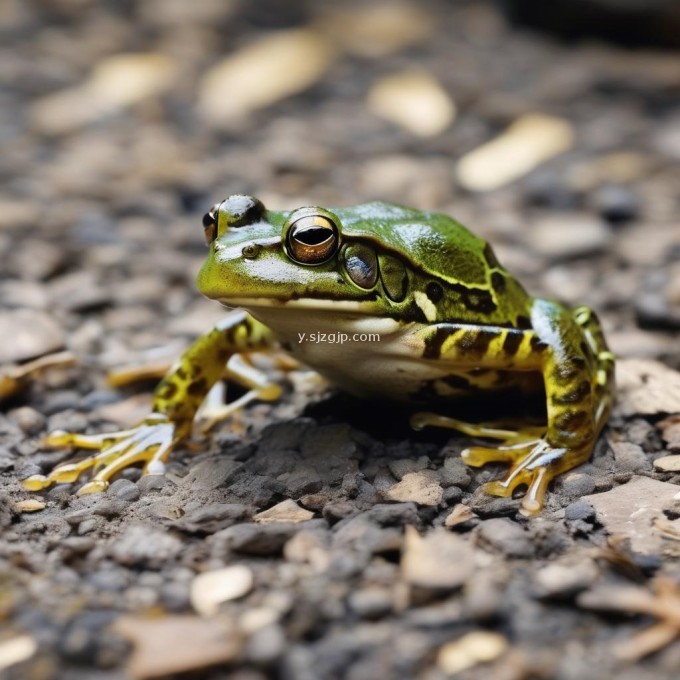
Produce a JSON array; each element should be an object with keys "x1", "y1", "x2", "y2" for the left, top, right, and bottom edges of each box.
[
  {"x1": 467, "y1": 439, "x2": 567, "y2": 515},
  {"x1": 26, "y1": 417, "x2": 177, "y2": 494}
]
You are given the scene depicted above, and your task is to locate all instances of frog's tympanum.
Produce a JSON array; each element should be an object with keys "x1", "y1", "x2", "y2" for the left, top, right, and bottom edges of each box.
[{"x1": 24, "y1": 196, "x2": 614, "y2": 515}]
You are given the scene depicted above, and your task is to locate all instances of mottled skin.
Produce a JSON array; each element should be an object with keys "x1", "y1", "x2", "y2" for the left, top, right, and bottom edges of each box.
[{"x1": 25, "y1": 195, "x2": 614, "y2": 515}]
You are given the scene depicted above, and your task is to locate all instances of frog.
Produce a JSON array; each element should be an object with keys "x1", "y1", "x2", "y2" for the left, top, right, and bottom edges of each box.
[{"x1": 23, "y1": 195, "x2": 615, "y2": 516}]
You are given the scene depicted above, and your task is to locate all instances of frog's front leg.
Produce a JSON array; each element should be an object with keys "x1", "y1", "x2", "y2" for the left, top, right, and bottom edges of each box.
[
  {"x1": 412, "y1": 303, "x2": 614, "y2": 516},
  {"x1": 23, "y1": 311, "x2": 277, "y2": 495}
]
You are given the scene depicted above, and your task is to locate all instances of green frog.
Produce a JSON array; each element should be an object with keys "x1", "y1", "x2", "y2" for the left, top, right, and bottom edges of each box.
[{"x1": 23, "y1": 195, "x2": 614, "y2": 516}]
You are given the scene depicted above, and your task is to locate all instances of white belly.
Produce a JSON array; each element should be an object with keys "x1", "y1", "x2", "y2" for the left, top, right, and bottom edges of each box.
[{"x1": 246, "y1": 306, "x2": 459, "y2": 403}]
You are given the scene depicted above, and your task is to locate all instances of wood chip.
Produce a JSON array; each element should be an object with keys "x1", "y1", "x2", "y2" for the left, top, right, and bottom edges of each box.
[
  {"x1": 444, "y1": 504, "x2": 477, "y2": 528},
  {"x1": 198, "y1": 29, "x2": 334, "y2": 127},
  {"x1": 401, "y1": 526, "x2": 474, "y2": 589},
  {"x1": 190, "y1": 566, "x2": 254, "y2": 616},
  {"x1": 113, "y1": 614, "x2": 244, "y2": 679},
  {"x1": 254, "y1": 499, "x2": 314, "y2": 524},
  {"x1": 456, "y1": 114, "x2": 573, "y2": 191},
  {"x1": 14, "y1": 499, "x2": 46, "y2": 513},
  {"x1": 367, "y1": 70, "x2": 455, "y2": 137},
  {"x1": 323, "y1": 3, "x2": 433, "y2": 58},
  {"x1": 29, "y1": 53, "x2": 176, "y2": 135},
  {"x1": 615, "y1": 358, "x2": 680, "y2": 417},
  {"x1": 0, "y1": 635, "x2": 37, "y2": 672},
  {"x1": 437, "y1": 631, "x2": 508, "y2": 675}
]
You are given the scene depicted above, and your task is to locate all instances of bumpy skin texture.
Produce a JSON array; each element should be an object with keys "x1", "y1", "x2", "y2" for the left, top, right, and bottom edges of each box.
[{"x1": 25, "y1": 195, "x2": 614, "y2": 515}]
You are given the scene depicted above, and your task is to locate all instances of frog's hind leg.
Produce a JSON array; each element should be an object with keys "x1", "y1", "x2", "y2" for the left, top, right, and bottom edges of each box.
[{"x1": 411, "y1": 310, "x2": 614, "y2": 516}]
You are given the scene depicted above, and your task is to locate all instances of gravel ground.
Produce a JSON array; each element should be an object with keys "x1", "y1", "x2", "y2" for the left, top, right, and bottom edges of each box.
[{"x1": 1, "y1": 1, "x2": 680, "y2": 679}]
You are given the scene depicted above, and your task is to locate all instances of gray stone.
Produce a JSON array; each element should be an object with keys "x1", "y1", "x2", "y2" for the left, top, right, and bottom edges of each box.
[
  {"x1": 180, "y1": 457, "x2": 243, "y2": 490},
  {"x1": 216, "y1": 520, "x2": 325, "y2": 556},
  {"x1": 475, "y1": 518, "x2": 535, "y2": 559},
  {"x1": 109, "y1": 523, "x2": 183, "y2": 567},
  {"x1": 611, "y1": 441, "x2": 652, "y2": 473},
  {"x1": 348, "y1": 587, "x2": 393, "y2": 619},
  {"x1": 439, "y1": 456, "x2": 472, "y2": 488},
  {"x1": 108, "y1": 478, "x2": 141, "y2": 502}
]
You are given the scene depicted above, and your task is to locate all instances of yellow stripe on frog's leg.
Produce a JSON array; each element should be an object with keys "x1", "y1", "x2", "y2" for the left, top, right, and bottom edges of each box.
[
  {"x1": 23, "y1": 311, "x2": 277, "y2": 494},
  {"x1": 467, "y1": 301, "x2": 613, "y2": 516},
  {"x1": 151, "y1": 311, "x2": 276, "y2": 433}
]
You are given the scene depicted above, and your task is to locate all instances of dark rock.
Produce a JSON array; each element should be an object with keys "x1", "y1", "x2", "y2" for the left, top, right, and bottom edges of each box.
[
  {"x1": 180, "y1": 457, "x2": 243, "y2": 491},
  {"x1": 108, "y1": 523, "x2": 183, "y2": 568},
  {"x1": 172, "y1": 503, "x2": 255, "y2": 534},
  {"x1": 284, "y1": 465, "x2": 323, "y2": 497},
  {"x1": 595, "y1": 184, "x2": 639, "y2": 224},
  {"x1": 438, "y1": 456, "x2": 472, "y2": 488},
  {"x1": 215, "y1": 520, "x2": 325, "y2": 556},
  {"x1": 475, "y1": 518, "x2": 535, "y2": 558},
  {"x1": 565, "y1": 500, "x2": 596, "y2": 522}
]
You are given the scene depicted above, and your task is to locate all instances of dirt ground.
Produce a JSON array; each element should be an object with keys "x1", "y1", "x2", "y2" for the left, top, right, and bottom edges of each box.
[{"x1": 1, "y1": 1, "x2": 680, "y2": 679}]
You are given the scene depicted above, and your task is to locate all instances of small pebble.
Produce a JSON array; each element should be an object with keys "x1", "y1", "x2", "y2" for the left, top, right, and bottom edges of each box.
[
  {"x1": 653, "y1": 455, "x2": 680, "y2": 472},
  {"x1": 595, "y1": 184, "x2": 639, "y2": 224},
  {"x1": 437, "y1": 631, "x2": 508, "y2": 675},
  {"x1": 190, "y1": 566, "x2": 254, "y2": 616},
  {"x1": 476, "y1": 518, "x2": 535, "y2": 559},
  {"x1": 108, "y1": 478, "x2": 141, "y2": 502},
  {"x1": 8, "y1": 407, "x2": 46, "y2": 435}
]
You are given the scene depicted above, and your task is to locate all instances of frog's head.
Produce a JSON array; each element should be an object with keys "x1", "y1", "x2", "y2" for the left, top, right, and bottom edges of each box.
[{"x1": 197, "y1": 194, "x2": 401, "y2": 316}]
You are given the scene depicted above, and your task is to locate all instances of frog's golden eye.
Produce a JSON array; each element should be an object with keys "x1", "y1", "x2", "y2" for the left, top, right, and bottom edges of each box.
[
  {"x1": 202, "y1": 203, "x2": 219, "y2": 245},
  {"x1": 286, "y1": 213, "x2": 339, "y2": 265}
]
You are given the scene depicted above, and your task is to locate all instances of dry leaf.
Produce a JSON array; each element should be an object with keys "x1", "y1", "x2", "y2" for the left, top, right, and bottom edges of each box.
[
  {"x1": 367, "y1": 70, "x2": 455, "y2": 137},
  {"x1": 113, "y1": 614, "x2": 244, "y2": 679},
  {"x1": 198, "y1": 29, "x2": 334, "y2": 126},
  {"x1": 615, "y1": 358, "x2": 680, "y2": 417},
  {"x1": 456, "y1": 114, "x2": 573, "y2": 191},
  {"x1": 29, "y1": 53, "x2": 176, "y2": 135}
]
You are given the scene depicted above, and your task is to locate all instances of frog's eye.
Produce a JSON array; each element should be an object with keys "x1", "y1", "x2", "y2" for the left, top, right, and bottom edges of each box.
[
  {"x1": 286, "y1": 213, "x2": 339, "y2": 265},
  {"x1": 202, "y1": 204, "x2": 219, "y2": 245}
]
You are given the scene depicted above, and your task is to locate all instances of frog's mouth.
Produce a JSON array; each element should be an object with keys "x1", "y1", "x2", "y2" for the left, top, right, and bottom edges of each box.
[{"x1": 219, "y1": 296, "x2": 381, "y2": 314}]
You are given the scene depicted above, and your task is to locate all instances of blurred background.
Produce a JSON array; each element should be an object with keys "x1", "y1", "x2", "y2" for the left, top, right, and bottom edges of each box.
[
  {"x1": 1, "y1": 0, "x2": 678, "y2": 373},
  {"x1": 1, "y1": 3, "x2": 680, "y2": 679}
]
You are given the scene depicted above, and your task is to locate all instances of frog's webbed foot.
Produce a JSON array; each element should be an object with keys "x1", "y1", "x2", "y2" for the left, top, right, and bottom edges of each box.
[
  {"x1": 411, "y1": 412, "x2": 575, "y2": 516},
  {"x1": 22, "y1": 414, "x2": 177, "y2": 495},
  {"x1": 462, "y1": 438, "x2": 575, "y2": 516}
]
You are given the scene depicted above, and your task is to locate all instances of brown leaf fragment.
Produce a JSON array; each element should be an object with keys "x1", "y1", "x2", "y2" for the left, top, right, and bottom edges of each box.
[
  {"x1": 658, "y1": 415, "x2": 680, "y2": 451},
  {"x1": 615, "y1": 359, "x2": 680, "y2": 417},
  {"x1": 578, "y1": 577, "x2": 680, "y2": 662},
  {"x1": 112, "y1": 614, "x2": 244, "y2": 679}
]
